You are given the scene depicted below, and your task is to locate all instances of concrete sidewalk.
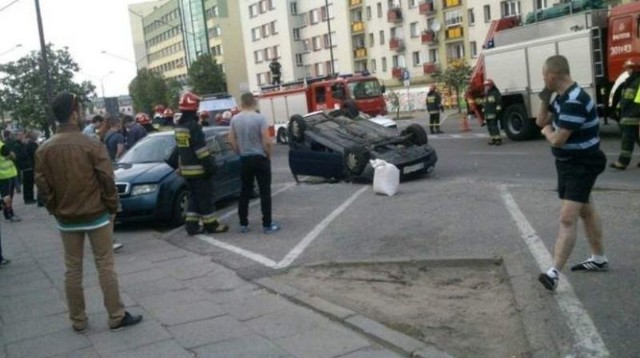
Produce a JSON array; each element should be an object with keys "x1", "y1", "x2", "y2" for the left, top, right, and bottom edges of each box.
[{"x1": 0, "y1": 200, "x2": 400, "y2": 358}]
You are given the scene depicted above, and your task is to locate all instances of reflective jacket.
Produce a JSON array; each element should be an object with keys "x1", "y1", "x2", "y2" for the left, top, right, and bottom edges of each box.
[
  {"x1": 0, "y1": 140, "x2": 18, "y2": 180},
  {"x1": 174, "y1": 112, "x2": 215, "y2": 178},
  {"x1": 483, "y1": 87, "x2": 502, "y2": 120},
  {"x1": 619, "y1": 72, "x2": 640, "y2": 123},
  {"x1": 426, "y1": 91, "x2": 443, "y2": 114}
]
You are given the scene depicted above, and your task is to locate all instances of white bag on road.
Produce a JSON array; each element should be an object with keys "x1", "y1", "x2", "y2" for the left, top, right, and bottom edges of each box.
[{"x1": 371, "y1": 159, "x2": 400, "y2": 196}]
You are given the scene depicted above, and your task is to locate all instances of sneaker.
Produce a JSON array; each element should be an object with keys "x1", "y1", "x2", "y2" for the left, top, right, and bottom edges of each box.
[
  {"x1": 240, "y1": 225, "x2": 250, "y2": 233},
  {"x1": 110, "y1": 311, "x2": 143, "y2": 331},
  {"x1": 113, "y1": 242, "x2": 124, "y2": 252},
  {"x1": 538, "y1": 273, "x2": 558, "y2": 292},
  {"x1": 263, "y1": 223, "x2": 280, "y2": 234},
  {"x1": 570, "y1": 259, "x2": 609, "y2": 272},
  {"x1": 72, "y1": 324, "x2": 88, "y2": 333}
]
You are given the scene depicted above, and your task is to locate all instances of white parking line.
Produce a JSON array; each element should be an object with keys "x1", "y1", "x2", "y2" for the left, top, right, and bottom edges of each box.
[
  {"x1": 275, "y1": 186, "x2": 368, "y2": 269},
  {"x1": 218, "y1": 182, "x2": 297, "y2": 221},
  {"x1": 498, "y1": 185, "x2": 609, "y2": 358},
  {"x1": 197, "y1": 185, "x2": 368, "y2": 270}
]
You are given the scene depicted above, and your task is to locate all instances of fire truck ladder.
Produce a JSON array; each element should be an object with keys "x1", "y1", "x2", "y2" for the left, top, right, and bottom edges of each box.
[{"x1": 591, "y1": 27, "x2": 605, "y2": 79}]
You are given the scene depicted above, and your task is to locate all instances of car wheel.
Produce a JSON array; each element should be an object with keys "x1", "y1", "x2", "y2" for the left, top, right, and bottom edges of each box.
[
  {"x1": 343, "y1": 146, "x2": 369, "y2": 177},
  {"x1": 170, "y1": 189, "x2": 189, "y2": 227},
  {"x1": 402, "y1": 124, "x2": 428, "y2": 145},
  {"x1": 288, "y1": 115, "x2": 306, "y2": 143},
  {"x1": 503, "y1": 103, "x2": 537, "y2": 140},
  {"x1": 276, "y1": 127, "x2": 288, "y2": 144}
]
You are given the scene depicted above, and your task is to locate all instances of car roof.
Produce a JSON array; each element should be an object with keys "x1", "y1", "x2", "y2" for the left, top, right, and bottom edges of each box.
[{"x1": 147, "y1": 126, "x2": 229, "y2": 138}]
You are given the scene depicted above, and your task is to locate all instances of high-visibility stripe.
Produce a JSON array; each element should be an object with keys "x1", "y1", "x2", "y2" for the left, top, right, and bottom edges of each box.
[{"x1": 195, "y1": 147, "x2": 210, "y2": 159}]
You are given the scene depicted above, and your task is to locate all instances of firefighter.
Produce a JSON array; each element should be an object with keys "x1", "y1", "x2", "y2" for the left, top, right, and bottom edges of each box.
[
  {"x1": 425, "y1": 85, "x2": 444, "y2": 134},
  {"x1": 163, "y1": 108, "x2": 175, "y2": 127},
  {"x1": 136, "y1": 112, "x2": 156, "y2": 134},
  {"x1": 269, "y1": 58, "x2": 282, "y2": 85},
  {"x1": 610, "y1": 58, "x2": 640, "y2": 170},
  {"x1": 198, "y1": 111, "x2": 211, "y2": 126},
  {"x1": 174, "y1": 91, "x2": 228, "y2": 235},
  {"x1": 483, "y1": 79, "x2": 503, "y2": 145}
]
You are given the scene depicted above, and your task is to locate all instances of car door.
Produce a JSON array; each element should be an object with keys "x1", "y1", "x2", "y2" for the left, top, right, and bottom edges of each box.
[{"x1": 215, "y1": 134, "x2": 242, "y2": 195}]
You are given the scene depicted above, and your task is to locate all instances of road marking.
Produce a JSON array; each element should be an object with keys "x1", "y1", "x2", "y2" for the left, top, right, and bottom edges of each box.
[
  {"x1": 275, "y1": 186, "x2": 369, "y2": 269},
  {"x1": 197, "y1": 184, "x2": 367, "y2": 270},
  {"x1": 498, "y1": 185, "x2": 610, "y2": 358},
  {"x1": 429, "y1": 133, "x2": 489, "y2": 139},
  {"x1": 197, "y1": 234, "x2": 278, "y2": 268},
  {"x1": 218, "y1": 182, "x2": 296, "y2": 221},
  {"x1": 468, "y1": 151, "x2": 529, "y2": 155}
]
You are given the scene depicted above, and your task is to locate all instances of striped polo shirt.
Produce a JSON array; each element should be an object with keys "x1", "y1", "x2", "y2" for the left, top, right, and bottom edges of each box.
[{"x1": 549, "y1": 82, "x2": 600, "y2": 159}]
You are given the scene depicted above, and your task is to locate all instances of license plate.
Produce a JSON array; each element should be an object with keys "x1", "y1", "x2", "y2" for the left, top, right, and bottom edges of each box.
[{"x1": 403, "y1": 162, "x2": 425, "y2": 174}]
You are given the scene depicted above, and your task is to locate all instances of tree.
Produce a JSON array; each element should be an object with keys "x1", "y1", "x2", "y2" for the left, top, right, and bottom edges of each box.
[
  {"x1": 187, "y1": 54, "x2": 226, "y2": 95},
  {"x1": 128, "y1": 68, "x2": 170, "y2": 115},
  {"x1": 0, "y1": 45, "x2": 94, "y2": 135},
  {"x1": 431, "y1": 59, "x2": 472, "y2": 113}
]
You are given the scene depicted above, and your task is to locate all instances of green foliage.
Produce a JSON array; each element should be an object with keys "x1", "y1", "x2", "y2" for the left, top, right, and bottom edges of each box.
[
  {"x1": 165, "y1": 78, "x2": 183, "y2": 110},
  {"x1": 128, "y1": 68, "x2": 170, "y2": 115},
  {"x1": 431, "y1": 59, "x2": 472, "y2": 113},
  {"x1": 0, "y1": 45, "x2": 95, "y2": 134},
  {"x1": 187, "y1": 54, "x2": 226, "y2": 95}
]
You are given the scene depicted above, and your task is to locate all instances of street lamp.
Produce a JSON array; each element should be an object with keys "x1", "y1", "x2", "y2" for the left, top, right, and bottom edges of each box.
[
  {"x1": 99, "y1": 71, "x2": 114, "y2": 98},
  {"x1": 0, "y1": 44, "x2": 22, "y2": 58}
]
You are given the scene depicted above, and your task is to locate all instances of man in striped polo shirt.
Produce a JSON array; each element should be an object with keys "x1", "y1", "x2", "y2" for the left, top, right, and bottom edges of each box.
[{"x1": 535, "y1": 55, "x2": 608, "y2": 292}]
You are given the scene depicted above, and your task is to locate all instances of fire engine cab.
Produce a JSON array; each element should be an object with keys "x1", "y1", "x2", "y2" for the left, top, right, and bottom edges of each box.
[{"x1": 257, "y1": 73, "x2": 388, "y2": 143}]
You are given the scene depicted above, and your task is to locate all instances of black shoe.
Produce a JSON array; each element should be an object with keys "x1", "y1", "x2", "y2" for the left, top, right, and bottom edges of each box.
[
  {"x1": 110, "y1": 312, "x2": 143, "y2": 331},
  {"x1": 538, "y1": 273, "x2": 558, "y2": 292},
  {"x1": 495, "y1": 139, "x2": 502, "y2": 146},
  {"x1": 570, "y1": 259, "x2": 609, "y2": 272}
]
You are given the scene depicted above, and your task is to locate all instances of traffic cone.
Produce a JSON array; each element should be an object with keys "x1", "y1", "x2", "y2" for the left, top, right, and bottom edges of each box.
[{"x1": 460, "y1": 112, "x2": 471, "y2": 132}]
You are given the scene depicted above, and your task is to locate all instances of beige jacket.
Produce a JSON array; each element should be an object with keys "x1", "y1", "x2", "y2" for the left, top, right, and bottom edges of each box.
[{"x1": 35, "y1": 125, "x2": 118, "y2": 224}]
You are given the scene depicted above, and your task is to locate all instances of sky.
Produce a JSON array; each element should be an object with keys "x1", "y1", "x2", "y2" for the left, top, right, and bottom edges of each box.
[{"x1": 0, "y1": 0, "x2": 148, "y2": 97}]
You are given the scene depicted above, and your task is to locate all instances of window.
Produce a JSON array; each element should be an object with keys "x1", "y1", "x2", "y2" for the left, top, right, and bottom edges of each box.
[
  {"x1": 410, "y1": 22, "x2": 419, "y2": 38},
  {"x1": 254, "y1": 50, "x2": 264, "y2": 63},
  {"x1": 264, "y1": 47, "x2": 272, "y2": 60},
  {"x1": 470, "y1": 41, "x2": 478, "y2": 57},
  {"x1": 501, "y1": 1, "x2": 520, "y2": 17},
  {"x1": 290, "y1": 2, "x2": 298, "y2": 15},
  {"x1": 444, "y1": 0, "x2": 461, "y2": 7},
  {"x1": 379, "y1": 30, "x2": 385, "y2": 45},
  {"x1": 312, "y1": 36, "x2": 322, "y2": 51},
  {"x1": 409, "y1": 0, "x2": 417, "y2": 8},
  {"x1": 445, "y1": 10, "x2": 463, "y2": 27},
  {"x1": 326, "y1": 60, "x2": 333, "y2": 74},
  {"x1": 483, "y1": 5, "x2": 491, "y2": 22},
  {"x1": 211, "y1": 26, "x2": 221, "y2": 37},
  {"x1": 377, "y1": 3, "x2": 382, "y2": 18},
  {"x1": 273, "y1": 45, "x2": 279, "y2": 58},
  {"x1": 296, "y1": 53, "x2": 303, "y2": 66},
  {"x1": 412, "y1": 51, "x2": 421, "y2": 66},
  {"x1": 429, "y1": 48, "x2": 438, "y2": 63},
  {"x1": 392, "y1": 55, "x2": 400, "y2": 68},
  {"x1": 261, "y1": 24, "x2": 270, "y2": 37},
  {"x1": 303, "y1": 39, "x2": 310, "y2": 52},
  {"x1": 323, "y1": 32, "x2": 336, "y2": 48},
  {"x1": 371, "y1": 59, "x2": 377, "y2": 72},
  {"x1": 293, "y1": 28, "x2": 301, "y2": 40},
  {"x1": 310, "y1": 9, "x2": 319, "y2": 24},
  {"x1": 249, "y1": 4, "x2": 258, "y2": 17},
  {"x1": 388, "y1": 0, "x2": 400, "y2": 9},
  {"x1": 259, "y1": 0, "x2": 267, "y2": 13},
  {"x1": 321, "y1": 4, "x2": 333, "y2": 21},
  {"x1": 252, "y1": 28, "x2": 261, "y2": 41},
  {"x1": 268, "y1": 0, "x2": 275, "y2": 10},
  {"x1": 468, "y1": 8, "x2": 475, "y2": 26},
  {"x1": 535, "y1": 0, "x2": 548, "y2": 9},
  {"x1": 446, "y1": 42, "x2": 464, "y2": 59},
  {"x1": 315, "y1": 63, "x2": 324, "y2": 76},
  {"x1": 369, "y1": 33, "x2": 374, "y2": 47},
  {"x1": 382, "y1": 57, "x2": 387, "y2": 72},
  {"x1": 270, "y1": 21, "x2": 277, "y2": 34},
  {"x1": 366, "y1": 6, "x2": 372, "y2": 20}
]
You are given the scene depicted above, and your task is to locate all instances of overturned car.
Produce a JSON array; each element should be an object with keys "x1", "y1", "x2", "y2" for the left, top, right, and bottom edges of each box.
[{"x1": 287, "y1": 111, "x2": 437, "y2": 182}]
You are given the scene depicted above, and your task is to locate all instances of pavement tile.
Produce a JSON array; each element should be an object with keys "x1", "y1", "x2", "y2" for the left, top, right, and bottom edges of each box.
[
  {"x1": 192, "y1": 282, "x2": 261, "y2": 304},
  {"x1": 0, "y1": 294, "x2": 67, "y2": 323},
  {"x1": 221, "y1": 291, "x2": 292, "y2": 321},
  {"x1": 50, "y1": 348, "x2": 101, "y2": 358},
  {"x1": 2, "y1": 312, "x2": 68, "y2": 344},
  {"x1": 113, "y1": 256, "x2": 156, "y2": 275},
  {"x1": 167, "y1": 315, "x2": 252, "y2": 349},
  {"x1": 150, "y1": 299, "x2": 226, "y2": 326},
  {"x1": 193, "y1": 334, "x2": 292, "y2": 358},
  {"x1": 183, "y1": 269, "x2": 249, "y2": 292},
  {"x1": 120, "y1": 276, "x2": 186, "y2": 300},
  {"x1": 159, "y1": 256, "x2": 220, "y2": 280},
  {"x1": 116, "y1": 268, "x2": 167, "y2": 286},
  {"x1": 0, "y1": 287, "x2": 61, "y2": 307},
  {"x1": 0, "y1": 277, "x2": 53, "y2": 297},
  {"x1": 87, "y1": 320, "x2": 171, "y2": 355},
  {"x1": 5, "y1": 330, "x2": 90, "y2": 358},
  {"x1": 274, "y1": 325, "x2": 371, "y2": 358},
  {"x1": 108, "y1": 339, "x2": 195, "y2": 358},
  {"x1": 137, "y1": 288, "x2": 210, "y2": 311},
  {"x1": 338, "y1": 347, "x2": 402, "y2": 358},
  {"x1": 244, "y1": 306, "x2": 327, "y2": 339}
]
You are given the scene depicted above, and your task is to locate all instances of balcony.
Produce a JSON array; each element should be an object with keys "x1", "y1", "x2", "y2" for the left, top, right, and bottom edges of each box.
[
  {"x1": 442, "y1": 0, "x2": 462, "y2": 8},
  {"x1": 389, "y1": 37, "x2": 405, "y2": 51},
  {"x1": 445, "y1": 26, "x2": 464, "y2": 40},
  {"x1": 423, "y1": 62, "x2": 438, "y2": 74},
  {"x1": 351, "y1": 21, "x2": 365, "y2": 33},
  {"x1": 391, "y1": 67, "x2": 404, "y2": 79},
  {"x1": 387, "y1": 8, "x2": 402, "y2": 23},
  {"x1": 421, "y1": 31, "x2": 437, "y2": 44},
  {"x1": 354, "y1": 47, "x2": 367, "y2": 59},
  {"x1": 349, "y1": 0, "x2": 363, "y2": 7},
  {"x1": 419, "y1": 1, "x2": 435, "y2": 15}
]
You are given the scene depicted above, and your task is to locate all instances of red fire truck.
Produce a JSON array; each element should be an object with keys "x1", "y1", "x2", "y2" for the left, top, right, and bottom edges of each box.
[
  {"x1": 467, "y1": 1, "x2": 640, "y2": 140},
  {"x1": 257, "y1": 73, "x2": 388, "y2": 143}
]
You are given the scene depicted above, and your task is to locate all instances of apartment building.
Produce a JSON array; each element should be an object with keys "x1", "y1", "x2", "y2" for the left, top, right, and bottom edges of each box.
[{"x1": 128, "y1": 0, "x2": 248, "y2": 98}]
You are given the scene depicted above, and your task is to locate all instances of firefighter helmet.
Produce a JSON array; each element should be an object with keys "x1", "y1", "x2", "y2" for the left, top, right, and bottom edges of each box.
[
  {"x1": 623, "y1": 58, "x2": 640, "y2": 71},
  {"x1": 163, "y1": 108, "x2": 175, "y2": 117},
  {"x1": 135, "y1": 112, "x2": 150, "y2": 125},
  {"x1": 178, "y1": 91, "x2": 201, "y2": 112}
]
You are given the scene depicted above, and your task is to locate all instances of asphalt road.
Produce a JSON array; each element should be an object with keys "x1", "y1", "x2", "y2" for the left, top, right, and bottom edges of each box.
[{"x1": 118, "y1": 111, "x2": 640, "y2": 357}]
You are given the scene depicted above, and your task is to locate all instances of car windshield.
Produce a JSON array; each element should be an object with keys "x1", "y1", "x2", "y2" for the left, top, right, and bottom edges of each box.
[
  {"x1": 119, "y1": 135, "x2": 175, "y2": 164},
  {"x1": 348, "y1": 79, "x2": 382, "y2": 99}
]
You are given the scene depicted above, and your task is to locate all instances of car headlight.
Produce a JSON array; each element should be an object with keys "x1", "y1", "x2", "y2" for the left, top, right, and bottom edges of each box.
[{"x1": 130, "y1": 184, "x2": 159, "y2": 196}]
